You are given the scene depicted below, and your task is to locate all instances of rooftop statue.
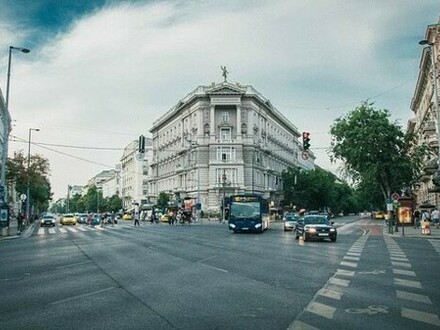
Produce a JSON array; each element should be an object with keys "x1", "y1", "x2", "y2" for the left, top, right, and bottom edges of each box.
[{"x1": 221, "y1": 66, "x2": 229, "y2": 81}]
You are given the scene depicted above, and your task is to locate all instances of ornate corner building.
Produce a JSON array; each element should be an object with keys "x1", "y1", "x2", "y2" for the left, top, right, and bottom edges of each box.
[
  {"x1": 148, "y1": 80, "x2": 315, "y2": 213},
  {"x1": 410, "y1": 18, "x2": 440, "y2": 207}
]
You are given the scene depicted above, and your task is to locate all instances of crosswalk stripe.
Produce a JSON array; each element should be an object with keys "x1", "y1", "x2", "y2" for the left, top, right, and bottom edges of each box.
[
  {"x1": 401, "y1": 307, "x2": 440, "y2": 326},
  {"x1": 59, "y1": 227, "x2": 67, "y2": 234},
  {"x1": 394, "y1": 278, "x2": 422, "y2": 289},
  {"x1": 393, "y1": 269, "x2": 416, "y2": 277},
  {"x1": 48, "y1": 228, "x2": 56, "y2": 234},
  {"x1": 396, "y1": 290, "x2": 432, "y2": 304},
  {"x1": 306, "y1": 302, "x2": 336, "y2": 319}
]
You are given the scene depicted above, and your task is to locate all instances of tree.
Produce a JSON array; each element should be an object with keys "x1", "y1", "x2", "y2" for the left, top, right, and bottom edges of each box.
[
  {"x1": 330, "y1": 101, "x2": 428, "y2": 203},
  {"x1": 7, "y1": 151, "x2": 52, "y2": 213},
  {"x1": 156, "y1": 192, "x2": 170, "y2": 211}
]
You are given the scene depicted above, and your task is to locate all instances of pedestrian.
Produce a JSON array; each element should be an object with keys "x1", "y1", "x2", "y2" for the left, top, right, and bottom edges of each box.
[
  {"x1": 431, "y1": 208, "x2": 440, "y2": 228},
  {"x1": 413, "y1": 209, "x2": 421, "y2": 228},
  {"x1": 17, "y1": 213, "x2": 23, "y2": 234},
  {"x1": 134, "y1": 211, "x2": 140, "y2": 226}
]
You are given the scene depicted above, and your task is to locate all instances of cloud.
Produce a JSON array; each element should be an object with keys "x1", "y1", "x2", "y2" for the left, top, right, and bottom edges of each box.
[{"x1": 0, "y1": 0, "x2": 438, "y2": 199}]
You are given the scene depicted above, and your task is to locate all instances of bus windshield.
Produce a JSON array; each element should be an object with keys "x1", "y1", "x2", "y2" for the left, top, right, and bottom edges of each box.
[{"x1": 230, "y1": 202, "x2": 260, "y2": 218}]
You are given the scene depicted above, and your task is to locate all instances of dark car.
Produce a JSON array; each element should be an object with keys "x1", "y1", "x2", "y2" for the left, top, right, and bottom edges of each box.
[{"x1": 295, "y1": 215, "x2": 337, "y2": 242}]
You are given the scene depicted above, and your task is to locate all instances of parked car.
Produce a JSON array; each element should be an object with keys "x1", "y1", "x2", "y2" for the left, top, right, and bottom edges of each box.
[
  {"x1": 295, "y1": 215, "x2": 337, "y2": 242},
  {"x1": 283, "y1": 213, "x2": 300, "y2": 231},
  {"x1": 122, "y1": 213, "x2": 132, "y2": 221},
  {"x1": 60, "y1": 213, "x2": 77, "y2": 226},
  {"x1": 40, "y1": 214, "x2": 56, "y2": 227}
]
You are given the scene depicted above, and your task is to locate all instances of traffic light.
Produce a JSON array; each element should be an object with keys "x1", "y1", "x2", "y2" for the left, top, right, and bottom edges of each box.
[
  {"x1": 138, "y1": 135, "x2": 145, "y2": 153},
  {"x1": 302, "y1": 132, "x2": 310, "y2": 151}
]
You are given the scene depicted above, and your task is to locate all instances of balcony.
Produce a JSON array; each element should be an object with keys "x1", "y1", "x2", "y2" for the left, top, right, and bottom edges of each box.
[
  {"x1": 422, "y1": 121, "x2": 436, "y2": 135},
  {"x1": 419, "y1": 171, "x2": 431, "y2": 183},
  {"x1": 427, "y1": 135, "x2": 439, "y2": 149},
  {"x1": 423, "y1": 158, "x2": 438, "y2": 175}
]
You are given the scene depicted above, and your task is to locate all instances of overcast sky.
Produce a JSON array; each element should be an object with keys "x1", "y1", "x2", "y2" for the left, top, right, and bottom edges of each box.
[{"x1": 0, "y1": 0, "x2": 439, "y2": 201}]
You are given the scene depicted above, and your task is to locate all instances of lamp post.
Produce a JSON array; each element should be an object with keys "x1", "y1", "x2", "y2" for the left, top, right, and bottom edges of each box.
[
  {"x1": 221, "y1": 170, "x2": 231, "y2": 223},
  {"x1": 26, "y1": 128, "x2": 39, "y2": 224},
  {"x1": 419, "y1": 39, "x2": 440, "y2": 185},
  {"x1": 1, "y1": 46, "x2": 30, "y2": 202}
]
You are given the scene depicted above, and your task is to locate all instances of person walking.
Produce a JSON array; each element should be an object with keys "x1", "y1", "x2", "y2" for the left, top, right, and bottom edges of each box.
[
  {"x1": 134, "y1": 211, "x2": 140, "y2": 227},
  {"x1": 17, "y1": 213, "x2": 23, "y2": 235},
  {"x1": 431, "y1": 208, "x2": 440, "y2": 228},
  {"x1": 413, "y1": 209, "x2": 421, "y2": 229}
]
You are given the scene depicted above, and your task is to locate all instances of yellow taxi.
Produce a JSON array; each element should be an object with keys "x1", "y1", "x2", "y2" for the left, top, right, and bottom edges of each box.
[
  {"x1": 123, "y1": 213, "x2": 132, "y2": 221},
  {"x1": 372, "y1": 211, "x2": 385, "y2": 219},
  {"x1": 60, "y1": 213, "x2": 77, "y2": 225}
]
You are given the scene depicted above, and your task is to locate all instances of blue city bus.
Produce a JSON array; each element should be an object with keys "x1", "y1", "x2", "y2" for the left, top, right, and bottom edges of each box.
[{"x1": 228, "y1": 194, "x2": 270, "y2": 233}]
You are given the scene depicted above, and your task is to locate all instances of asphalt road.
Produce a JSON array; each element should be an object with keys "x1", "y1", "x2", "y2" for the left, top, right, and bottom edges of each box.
[{"x1": 0, "y1": 216, "x2": 439, "y2": 330}]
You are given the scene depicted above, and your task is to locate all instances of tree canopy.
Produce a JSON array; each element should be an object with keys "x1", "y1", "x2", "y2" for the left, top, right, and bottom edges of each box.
[{"x1": 329, "y1": 101, "x2": 428, "y2": 203}]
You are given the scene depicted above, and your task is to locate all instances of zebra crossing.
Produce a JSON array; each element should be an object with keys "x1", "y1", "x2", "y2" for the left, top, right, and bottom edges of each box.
[
  {"x1": 429, "y1": 239, "x2": 440, "y2": 257},
  {"x1": 36, "y1": 223, "x2": 131, "y2": 236}
]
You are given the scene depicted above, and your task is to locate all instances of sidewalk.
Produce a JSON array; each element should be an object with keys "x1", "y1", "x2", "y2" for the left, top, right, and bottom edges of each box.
[
  {"x1": 384, "y1": 223, "x2": 440, "y2": 239},
  {"x1": 0, "y1": 218, "x2": 36, "y2": 241}
]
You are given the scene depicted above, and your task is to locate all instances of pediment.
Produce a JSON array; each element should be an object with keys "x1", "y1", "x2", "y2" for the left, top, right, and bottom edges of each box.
[{"x1": 207, "y1": 83, "x2": 245, "y2": 95}]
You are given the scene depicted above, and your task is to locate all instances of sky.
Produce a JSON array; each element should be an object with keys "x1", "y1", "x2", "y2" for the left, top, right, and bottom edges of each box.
[{"x1": 0, "y1": 0, "x2": 439, "y2": 201}]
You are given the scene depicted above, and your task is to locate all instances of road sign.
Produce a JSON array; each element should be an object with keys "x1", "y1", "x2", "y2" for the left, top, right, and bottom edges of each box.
[
  {"x1": 20, "y1": 193, "x2": 27, "y2": 201},
  {"x1": 391, "y1": 193, "x2": 400, "y2": 201},
  {"x1": 301, "y1": 152, "x2": 309, "y2": 160}
]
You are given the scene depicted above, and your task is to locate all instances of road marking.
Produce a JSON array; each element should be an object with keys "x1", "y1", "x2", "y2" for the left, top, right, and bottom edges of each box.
[
  {"x1": 49, "y1": 287, "x2": 116, "y2": 305},
  {"x1": 340, "y1": 261, "x2": 358, "y2": 268},
  {"x1": 329, "y1": 277, "x2": 350, "y2": 287},
  {"x1": 396, "y1": 290, "x2": 432, "y2": 304},
  {"x1": 343, "y1": 256, "x2": 360, "y2": 261},
  {"x1": 390, "y1": 256, "x2": 409, "y2": 262},
  {"x1": 288, "y1": 320, "x2": 319, "y2": 330},
  {"x1": 393, "y1": 269, "x2": 416, "y2": 277},
  {"x1": 346, "y1": 252, "x2": 361, "y2": 257},
  {"x1": 391, "y1": 261, "x2": 411, "y2": 268},
  {"x1": 394, "y1": 278, "x2": 422, "y2": 289},
  {"x1": 59, "y1": 227, "x2": 67, "y2": 234},
  {"x1": 306, "y1": 302, "x2": 336, "y2": 319},
  {"x1": 401, "y1": 307, "x2": 440, "y2": 326},
  {"x1": 48, "y1": 228, "x2": 56, "y2": 234},
  {"x1": 319, "y1": 287, "x2": 343, "y2": 300},
  {"x1": 336, "y1": 269, "x2": 355, "y2": 277},
  {"x1": 37, "y1": 228, "x2": 44, "y2": 235},
  {"x1": 56, "y1": 261, "x2": 92, "y2": 269}
]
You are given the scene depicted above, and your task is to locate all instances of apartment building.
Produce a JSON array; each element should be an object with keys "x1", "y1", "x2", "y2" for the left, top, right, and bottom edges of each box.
[
  {"x1": 149, "y1": 79, "x2": 315, "y2": 213},
  {"x1": 410, "y1": 18, "x2": 440, "y2": 207}
]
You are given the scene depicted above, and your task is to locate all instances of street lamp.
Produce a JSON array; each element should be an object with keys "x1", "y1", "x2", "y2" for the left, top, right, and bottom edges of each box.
[
  {"x1": 1, "y1": 46, "x2": 30, "y2": 202},
  {"x1": 26, "y1": 128, "x2": 39, "y2": 223},
  {"x1": 419, "y1": 39, "x2": 440, "y2": 185}
]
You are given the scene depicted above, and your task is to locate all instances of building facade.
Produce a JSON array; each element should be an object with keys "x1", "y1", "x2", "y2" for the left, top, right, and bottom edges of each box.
[
  {"x1": 410, "y1": 19, "x2": 440, "y2": 208},
  {"x1": 149, "y1": 80, "x2": 315, "y2": 213},
  {"x1": 120, "y1": 138, "x2": 153, "y2": 210}
]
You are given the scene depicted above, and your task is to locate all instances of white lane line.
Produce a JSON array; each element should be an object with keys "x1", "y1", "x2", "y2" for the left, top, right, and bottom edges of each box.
[
  {"x1": 329, "y1": 277, "x2": 350, "y2": 287},
  {"x1": 306, "y1": 302, "x2": 336, "y2": 319},
  {"x1": 343, "y1": 256, "x2": 360, "y2": 261},
  {"x1": 288, "y1": 320, "x2": 319, "y2": 330},
  {"x1": 394, "y1": 278, "x2": 422, "y2": 289},
  {"x1": 393, "y1": 269, "x2": 416, "y2": 277},
  {"x1": 37, "y1": 228, "x2": 44, "y2": 235},
  {"x1": 336, "y1": 269, "x2": 355, "y2": 277},
  {"x1": 396, "y1": 290, "x2": 432, "y2": 304},
  {"x1": 346, "y1": 252, "x2": 361, "y2": 257},
  {"x1": 340, "y1": 261, "x2": 358, "y2": 268},
  {"x1": 49, "y1": 287, "x2": 116, "y2": 305},
  {"x1": 58, "y1": 227, "x2": 67, "y2": 234},
  {"x1": 390, "y1": 256, "x2": 409, "y2": 262},
  {"x1": 401, "y1": 307, "x2": 440, "y2": 326},
  {"x1": 319, "y1": 288, "x2": 343, "y2": 300},
  {"x1": 76, "y1": 226, "x2": 87, "y2": 231},
  {"x1": 391, "y1": 261, "x2": 411, "y2": 268},
  {"x1": 48, "y1": 228, "x2": 56, "y2": 234}
]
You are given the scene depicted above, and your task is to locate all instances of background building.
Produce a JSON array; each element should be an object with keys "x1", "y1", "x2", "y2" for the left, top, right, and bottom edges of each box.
[{"x1": 149, "y1": 79, "x2": 315, "y2": 213}]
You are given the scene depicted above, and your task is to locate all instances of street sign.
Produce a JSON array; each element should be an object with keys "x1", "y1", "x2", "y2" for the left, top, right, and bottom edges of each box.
[
  {"x1": 391, "y1": 193, "x2": 400, "y2": 201},
  {"x1": 20, "y1": 193, "x2": 27, "y2": 201},
  {"x1": 301, "y1": 152, "x2": 309, "y2": 160}
]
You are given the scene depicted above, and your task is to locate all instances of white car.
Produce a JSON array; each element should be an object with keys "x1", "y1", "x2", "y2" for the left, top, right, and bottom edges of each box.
[{"x1": 284, "y1": 213, "x2": 300, "y2": 231}]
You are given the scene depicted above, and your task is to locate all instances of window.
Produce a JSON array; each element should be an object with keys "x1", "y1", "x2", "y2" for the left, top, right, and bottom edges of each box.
[
  {"x1": 217, "y1": 147, "x2": 235, "y2": 162},
  {"x1": 222, "y1": 111, "x2": 229, "y2": 122},
  {"x1": 220, "y1": 128, "x2": 231, "y2": 141}
]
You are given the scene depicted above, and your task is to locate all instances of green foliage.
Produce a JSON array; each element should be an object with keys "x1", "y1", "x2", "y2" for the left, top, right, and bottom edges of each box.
[
  {"x1": 330, "y1": 101, "x2": 428, "y2": 201},
  {"x1": 7, "y1": 151, "x2": 52, "y2": 213},
  {"x1": 282, "y1": 166, "x2": 356, "y2": 214},
  {"x1": 156, "y1": 192, "x2": 170, "y2": 211},
  {"x1": 49, "y1": 185, "x2": 123, "y2": 214}
]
